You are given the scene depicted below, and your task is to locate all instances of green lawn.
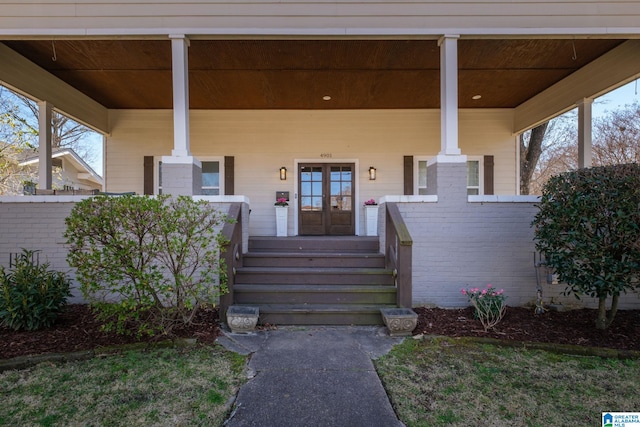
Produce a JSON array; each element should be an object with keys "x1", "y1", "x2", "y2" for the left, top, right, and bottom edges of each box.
[
  {"x1": 3, "y1": 335, "x2": 639, "y2": 427},
  {"x1": 0, "y1": 345, "x2": 246, "y2": 427},
  {"x1": 375, "y1": 337, "x2": 640, "y2": 427}
]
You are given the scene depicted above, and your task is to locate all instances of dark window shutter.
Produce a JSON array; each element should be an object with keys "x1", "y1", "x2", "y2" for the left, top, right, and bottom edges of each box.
[
  {"x1": 403, "y1": 156, "x2": 413, "y2": 195},
  {"x1": 484, "y1": 155, "x2": 494, "y2": 195},
  {"x1": 224, "y1": 156, "x2": 234, "y2": 195},
  {"x1": 143, "y1": 156, "x2": 154, "y2": 195}
]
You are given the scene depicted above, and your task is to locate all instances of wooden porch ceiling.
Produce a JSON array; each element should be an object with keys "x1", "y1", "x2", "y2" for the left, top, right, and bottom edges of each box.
[{"x1": 2, "y1": 39, "x2": 624, "y2": 110}]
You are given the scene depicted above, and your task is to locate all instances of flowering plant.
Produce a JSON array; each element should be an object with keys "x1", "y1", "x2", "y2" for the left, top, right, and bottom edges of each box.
[
  {"x1": 461, "y1": 284, "x2": 506, "y2": 330},
  {"x1": 274, "y1": 198, "x2": 289, "y2": 207},
  {"x1": 364, "y1": 199, "x2": 377, "y2": 206}
]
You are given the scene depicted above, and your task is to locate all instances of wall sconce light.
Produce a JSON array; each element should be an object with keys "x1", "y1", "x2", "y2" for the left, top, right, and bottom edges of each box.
[
  {"x1": 368, "y1": 166, "x2": 377, "y2": 180},
  {"x1": 280, "y1": 166, "x2": 287, "y2": 180}
]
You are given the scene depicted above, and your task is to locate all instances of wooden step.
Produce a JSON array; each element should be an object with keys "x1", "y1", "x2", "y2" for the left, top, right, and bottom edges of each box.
[
  {"x1": 234, "y1": 284, "x2": 397, "y2": 305},
  {"x1": 235, "y1": 267, "x2": 395, "y2": 285},
  {"x1": 248, "y1": 236, "x2": 379, "y2": 253},
  {"x1": 232, "y1": 236, "x2": 397, "y2": 326},
  {"x1": 242, "y1": 304, "x2": 389, "y2": 325},
  {"x1": 242, "y1": 252, "x2": 385, "y2": 268}
]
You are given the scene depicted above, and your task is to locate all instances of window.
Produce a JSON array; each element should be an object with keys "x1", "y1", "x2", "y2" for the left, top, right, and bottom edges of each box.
[
  {"x1": 201, "y1": 161, "x2": 220, "y2": 195},
  {"x1": 156, "y1": 158, "x2": 223, "y2": 195},
  {"x1": 417, "y1": 160, "x2": 428, "y2": 195},
  {"x1": 466, "y1": 157, "x2": 483, "y2": 195}
]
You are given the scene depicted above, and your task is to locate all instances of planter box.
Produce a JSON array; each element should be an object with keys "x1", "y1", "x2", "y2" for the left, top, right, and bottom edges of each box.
[
  {"x1": 364, "y1": 205, "x2": 378, "y2": 236},
  {"x1": 380, "y1": 308, "x2": 418, "y2": 337},
  {"x1": 227, "y1": 306, "x2": 259, "y2": 333},
  {"x1": 275, "y1": 206, "x2": 288, "y2": 237}
]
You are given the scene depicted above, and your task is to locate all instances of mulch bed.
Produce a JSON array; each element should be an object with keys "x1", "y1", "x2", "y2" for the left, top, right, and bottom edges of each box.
[
  {"x1": 414, "y1": 306, "x2": 640, "y2": 351},
  {"x1": 0, "y1": 304, "x2": 220, "y2": 360},
  {"x1": 1, "y1": 304, "x2": 639, "y2": 360}
]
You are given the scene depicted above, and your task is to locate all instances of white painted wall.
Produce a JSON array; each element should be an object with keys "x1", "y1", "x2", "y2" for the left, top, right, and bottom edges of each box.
[{"x1": 107, "y1": 108, "x2": 516, "y2": 235}]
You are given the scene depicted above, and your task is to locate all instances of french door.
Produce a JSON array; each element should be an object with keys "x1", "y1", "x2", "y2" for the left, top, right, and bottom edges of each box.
[{"x1": 298, "y1": 163, "x2": 355, "y2": 235}]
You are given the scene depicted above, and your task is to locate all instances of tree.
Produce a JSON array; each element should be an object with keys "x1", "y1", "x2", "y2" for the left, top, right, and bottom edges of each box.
[
  {"x1": 520, "y1": 122, "x2": 549, "y2": 195},
  {"x1": 0, "y1": 142, "x2": 33, "y2": 195},
  {"x1": 593, "y1": 102, "x2": 640, "y2": 166},
  {"x1": 532, "y1": 164, "x2": 640, "y2": 330},
  {"x1": 0, "y1": 88, "x2": 39, "y2": 194}
]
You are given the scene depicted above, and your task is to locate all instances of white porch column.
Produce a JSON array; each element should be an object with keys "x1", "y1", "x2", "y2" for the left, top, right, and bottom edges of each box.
[
  {"x1": 170, "y1": 35, "x2": 191, "y2": 158},
  {"x1": 437, "y1": 35, "x2": 462, "y2": 158},
  {"x1": 162, "y1": 35, "x2": 201, "y2": 196},
  {"x1": 577, "y1": 98, "x2": 593, "y2": 168},
  {"x1": 38, "y1": 100, "x2": 53, "y2": 190},
  {"x1": 427, "y1": 36, "x2": 467, "y2": 203}
]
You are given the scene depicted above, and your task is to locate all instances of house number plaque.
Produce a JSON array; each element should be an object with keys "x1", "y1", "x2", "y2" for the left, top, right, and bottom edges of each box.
[{"x1": 320, "y1": 153, "x2": 332, "y2": 158}]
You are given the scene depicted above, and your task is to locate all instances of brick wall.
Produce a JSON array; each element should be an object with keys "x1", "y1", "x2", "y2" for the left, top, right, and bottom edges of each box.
[
  {"x1": 0, "y1": 197, "x2": 247, "y2": 304},
  {"x1": 0, "y1": 198, "x2": 84, "y2": 302},
  {"x1": 393, "y1": 198, "x2": 639, "y2": 310},
  {"x1": 2, "y1": 196, "x2": 638, "y2": 310}
]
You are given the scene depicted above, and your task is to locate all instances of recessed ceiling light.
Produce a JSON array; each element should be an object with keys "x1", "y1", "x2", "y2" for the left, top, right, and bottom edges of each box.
[
  {"x1": 472, "y1": 95, "x2": 482, "y2": 100},
  {"x1": 322, "y1": 95, "x2": 332, "y2": 101}
]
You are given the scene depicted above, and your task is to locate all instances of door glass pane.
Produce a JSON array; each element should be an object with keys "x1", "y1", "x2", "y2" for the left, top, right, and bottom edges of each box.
[
  {"x1": 312, "y1": 181, "x2": 322, "y2": 196},
  {"x1": 311, "y1": 196, "x2": 322, "y2": 211},
  {"x1": 330, "y1": 181, "x2": 341, "y2": 196},
  {"x1": 301, "y1": 196, "x2": 312, "y2": 210}
]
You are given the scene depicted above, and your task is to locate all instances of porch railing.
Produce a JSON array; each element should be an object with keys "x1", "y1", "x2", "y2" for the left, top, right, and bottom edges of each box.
[
  {"x1": 384, "y1": 202, "x2": 413, "y2": 308},
  {"x1": 219, "y1": 202, "x2": 243, "y2": 322}
]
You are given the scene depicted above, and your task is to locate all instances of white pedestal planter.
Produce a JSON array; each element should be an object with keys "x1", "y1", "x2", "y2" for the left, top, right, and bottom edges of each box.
[
  {"x1": 275, "y1": 206, "x2": 289, "y2": 237},
  {"x1": 364, "y1": 205, "x2": 379, "y2": 236}
]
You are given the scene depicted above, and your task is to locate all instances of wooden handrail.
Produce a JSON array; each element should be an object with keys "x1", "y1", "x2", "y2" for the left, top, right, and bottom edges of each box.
[
  {"x1": 219, "y1": 202, "x2": 243, "y2": 322},
  {"x1": 385, "y1": 202, "x2": 413, "y2": 308}
]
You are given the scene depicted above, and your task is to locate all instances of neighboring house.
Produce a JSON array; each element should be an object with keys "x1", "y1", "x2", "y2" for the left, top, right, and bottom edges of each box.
[
  {"x1": 19, "y1": 148, "x2": 103, "y2": 192},
  {"x1": 0, "y1": 2, "x2": 639, "y2": 312}
]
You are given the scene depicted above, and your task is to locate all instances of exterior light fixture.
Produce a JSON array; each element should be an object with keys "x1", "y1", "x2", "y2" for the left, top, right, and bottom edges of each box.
[
  {"x1": 368, "y1": 166, "x2": 377, "y2": 180},
  {"x1": 280, "y1": 166, "x2": 287, "y2": 180}
]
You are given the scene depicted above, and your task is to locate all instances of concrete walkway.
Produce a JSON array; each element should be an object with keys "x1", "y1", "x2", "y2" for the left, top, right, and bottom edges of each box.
[{"x1": 217, "y1": 326, "x2": 405, "y2": 427}]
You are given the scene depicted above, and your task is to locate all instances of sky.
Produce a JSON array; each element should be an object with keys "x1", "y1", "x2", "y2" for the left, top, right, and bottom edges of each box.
[{"x1": 593, "y1": 79, "x2": 639, "y2": 117}]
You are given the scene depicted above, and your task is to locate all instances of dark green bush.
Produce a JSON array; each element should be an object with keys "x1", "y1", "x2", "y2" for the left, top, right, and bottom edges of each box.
[
  {"x1": 65, "y1": 195, "x2": 230, "y2": 337},
  {"x1": 0, "y1": 249, "x2": 72, "y2": 331},
  {"x1": 532, "y1": 164, "x2": 640, "y2": 329}
]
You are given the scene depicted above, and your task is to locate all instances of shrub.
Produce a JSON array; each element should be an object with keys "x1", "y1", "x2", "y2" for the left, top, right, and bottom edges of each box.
[
  {"x1": 65, "y1": 194, "x2": 231, "y2": 337},
  {"x1": 0, "y1": 249, "x2": 71, "y2": 331},
  {"x1": 461, "y1": 284, "x2": 506, "y2": 330},
  {"x1": 532, "y1": 164, "x2": 640, "y2": 330}
]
